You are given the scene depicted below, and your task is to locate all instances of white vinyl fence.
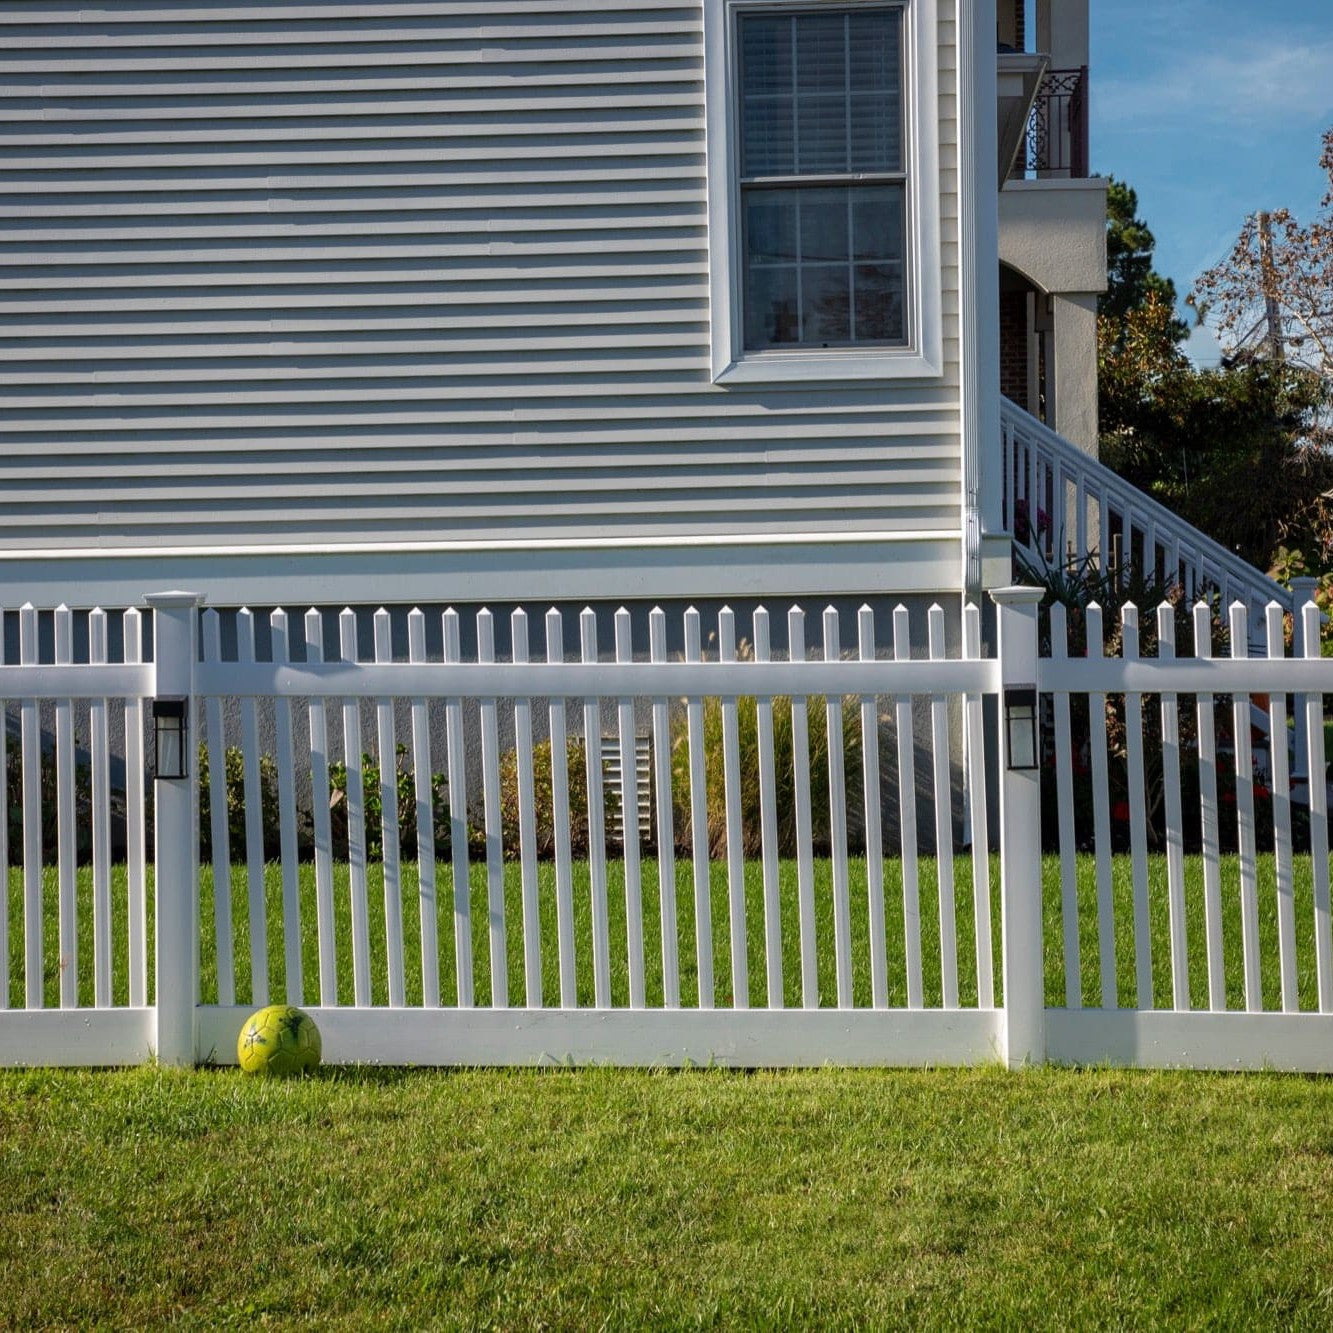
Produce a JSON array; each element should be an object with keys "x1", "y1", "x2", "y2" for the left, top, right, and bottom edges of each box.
[{"x1": 2, "y1": 587, "x2": 1332, "y2": 1072}]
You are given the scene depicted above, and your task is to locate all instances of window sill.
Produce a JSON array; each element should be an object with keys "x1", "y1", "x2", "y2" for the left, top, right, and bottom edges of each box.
[{"x1": 713, "y1": 346, "x2": 944, "y2": 385}]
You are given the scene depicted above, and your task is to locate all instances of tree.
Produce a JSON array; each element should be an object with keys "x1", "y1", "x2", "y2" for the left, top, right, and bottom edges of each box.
[
  {"x1": 1192, "y1": 129, "x2": 1333, "y2": 380},
  {"x1": 1101, "y1": 178, "x2": 1189, "y2": 342}
]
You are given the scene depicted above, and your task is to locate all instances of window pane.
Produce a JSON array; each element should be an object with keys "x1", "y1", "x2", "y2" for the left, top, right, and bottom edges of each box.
[
  {"x1": 854, "y1": 263, "x2": 905, "y2": 343},
  {"x1": 746, "y1": 190, "x2": 799, "y2": 263},
  {"x1": 740, "y1": 16, "x2": 795, "y2": 176},
  {"x1": 801, "y1": 264, "x2": 851, "y2": 344},
  {"x1": 848, "y1": 11, "x2": 902, "y2": 171},
  {"x1": 745, "y1": 264, "x2": 801, "y2": 348},
  {"x1": 799, "y1": 189, "x2": 849, "y2": 262},
  {"x1": 851, "y1": 183, "x2": 904, "y2": 261}
]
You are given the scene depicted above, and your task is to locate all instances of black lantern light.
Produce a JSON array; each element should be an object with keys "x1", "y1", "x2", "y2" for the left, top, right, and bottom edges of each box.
[
  {"x1": 152, "y1": 698, "x2": 188, "y2": 780},
  {"x1": 1004, "y1": 687, "x2": 1039, "y2": 772}
]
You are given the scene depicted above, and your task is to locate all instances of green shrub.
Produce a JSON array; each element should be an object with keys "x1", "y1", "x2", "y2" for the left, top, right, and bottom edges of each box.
[
  {"x1": 498, "y1": 738, "x2": 592, "y2": 860},
  {"x1": 670, "y1": 692, "x2": 863, "y2": 858},
  {"x1": 197, "y1": 743, "x2": 282, "y2": 862}
]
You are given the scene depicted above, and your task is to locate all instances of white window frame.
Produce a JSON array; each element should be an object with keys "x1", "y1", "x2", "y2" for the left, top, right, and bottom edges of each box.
[{"x1": 705, "y1": 0, "x2": 943, "y2": 384}]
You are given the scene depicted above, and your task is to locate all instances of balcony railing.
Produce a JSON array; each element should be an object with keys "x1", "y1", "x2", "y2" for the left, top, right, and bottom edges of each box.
[{"x1": 1022, "y1": 66, "x2": 1089, "y2": 179}]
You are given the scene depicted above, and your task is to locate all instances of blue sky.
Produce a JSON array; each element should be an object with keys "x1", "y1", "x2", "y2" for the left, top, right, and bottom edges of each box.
[{"x1": 1083, "y1": 0, "x2": 1333, "y2": 363}]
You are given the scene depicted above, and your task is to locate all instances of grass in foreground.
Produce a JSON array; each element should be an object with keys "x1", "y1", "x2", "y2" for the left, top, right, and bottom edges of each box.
[{"x1": 2, "y1": 1064, "x2": 1333, "y2": 1324}]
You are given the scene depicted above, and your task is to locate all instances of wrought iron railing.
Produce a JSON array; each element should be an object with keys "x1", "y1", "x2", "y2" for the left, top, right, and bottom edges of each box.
[{"x1": 1023, "y1": 66, "x2": 1089, "y2": 179}]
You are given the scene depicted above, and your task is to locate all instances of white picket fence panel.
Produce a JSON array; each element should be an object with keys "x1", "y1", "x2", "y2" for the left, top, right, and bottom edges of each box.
[{"x1": 3, "y1": 590, "x2": 1333, "y2": 1071}]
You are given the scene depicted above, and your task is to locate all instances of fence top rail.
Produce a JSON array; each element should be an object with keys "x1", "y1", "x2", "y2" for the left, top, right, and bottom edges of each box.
[
  {"x1": 1039, "y1": 656, "x2": 1333, "y2": 694},
  {"x1": 196, "y1": 657, "x2": 1001, "y2": 700},
  {"x1": 0, "y1": 663, "x2": 154, "y2": 699}
]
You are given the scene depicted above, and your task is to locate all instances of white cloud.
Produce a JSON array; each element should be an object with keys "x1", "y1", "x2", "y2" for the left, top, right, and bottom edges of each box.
[{"x1": 1098, "y1": 33, "x2": 1333, "y2": 132}]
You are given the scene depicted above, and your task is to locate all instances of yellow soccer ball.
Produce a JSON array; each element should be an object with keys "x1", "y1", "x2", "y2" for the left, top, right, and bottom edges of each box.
[{"x1": 237, "y1": 1005, "x2": 321, "y2": 1076}]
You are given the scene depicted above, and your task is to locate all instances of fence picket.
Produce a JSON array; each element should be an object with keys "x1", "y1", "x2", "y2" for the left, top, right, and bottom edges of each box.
[
  {"x1": 237, "y1": 609, "x2": 270, "y2": 1007},
  {"x1": 1086, "y1": 604, "x2": 1116, "y2": 1008},
  {"x1": 477, "y1": 609, "x2": 507, "y2": 1010},
  {"x1": 1193, "y1": 602, "x2": 1225, "y2": 1011},
  {"x1": 963, "y1": 604, "x2": 994, "y2": 1009},
  {"x1": 123, "y1": 609, "x2": 147, "y2": 1009},
  {"x1": 1050, "y1": 603, "x2": 1080, "y2": 1008},
  {"x1": 443, "y1": 608, "x2": 473, "y2": 1008},
  {"x1": 617, "y1": 608, "x2": 647, "y2": 1010},
  {"x1": 512, "y1": 609, "x2": 541, "y2": 1009},
  {"x1": 824, "y1": 607, "x2": 853, "y2": 1009},
  {"x1": 338, "y1": 609, "x2": 370, "y2": 1008},
  {"x1": 649, "y1": 607, "x2": 679, "y2": 1008},
  {"x1": 89, "y1": 610, "x2": 112, "y2": 1009},
  {"x1": 581, "y1": 609, "x2": 612, "y2": 1009},
  {"x1": 201, "y1": 609, "x2": 235, "y2": 1007},
  {"x1": 858, "y1": 607, "x2": 888, "y2": 1010},
  {"x1": 304, "y1": 609, "x2": 338, "y2": 1006},
  {"x1": 0, "y1": 607, "x2": 6, "y2": 1011},
  {"x1": 1302, "y1": 602, "x2": 1332, "y2": 1012},
  {"x1": 270, "y1": 610, "x2": 304, "y2": 1007},
  {"x1": 1156, "y1": 604, "x2": 1189, "y2": 1011},
  {"x1": 546, "y1": 609, "x2": 576, "y2": 1008},
  {"x1": 19, "y1": 604, "x2": 40, "y2": 1009},
  {"x1": 788, "y1": 606, "x2": 818, "y2": 1010},
  {"x1": 54, "y1": 606, "x2": 77, "y2": 1009},
  {"x1": 1266, "y1": 603, "x2": 1298, "y2": 1013},
  {"x1": 753, "y1": 608, "x2": 783, "y2": 1009},
  {"x1": 719, "y1": 609, "x2": 749, "y2": 1008},
  {"x1": 1230, "y1": 602, "x2": 1262, "y2": 1012},
  {"x1": 893, "y1": 605, "x2": 923, "y2": 1010},
  {"x1": 408, "y1": 610, "x2": 440, "y2": 1007},
  {"x1": 685, "y1": 607, "x2": 715, "y2": 1009},
  {"x1": 927, "y1": 606, "x2": 959, "y2": 1010},
  {"x1": 373, "y1": 610, "x2": 406, "y2": 1009},
  {"x1": 1121, "y1": 604, "x2": 1153, "y2": 1008}
]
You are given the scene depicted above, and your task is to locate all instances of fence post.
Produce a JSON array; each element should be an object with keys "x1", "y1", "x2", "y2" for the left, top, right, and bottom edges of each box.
[
  {"x1": 1290, "y1": 576, "x2": 1319, "y2": 786},
  {"x1": 992, "y1": 586, "x2": 1046, "y2": 1069},
  {"x1": 145, "y1": 591, "x2": 204, "y2": 1068}
]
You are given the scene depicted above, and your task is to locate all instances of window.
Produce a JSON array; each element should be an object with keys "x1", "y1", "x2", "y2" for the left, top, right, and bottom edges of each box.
[
  {"x1": 739, "y1": 8, "x2": 907, "y2": 350},
  {"x1": 705, "y1": 0, "x2": 942, "y2": 383}
]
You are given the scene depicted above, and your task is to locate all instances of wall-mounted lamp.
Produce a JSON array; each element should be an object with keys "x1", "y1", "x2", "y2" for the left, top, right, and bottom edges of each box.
[
  {"x1": 152, "y1": 698, "x2": 188, "y2": 781},
  {"x1": 1004, "y1": 687, "x2": 1039, "y2": 772}
]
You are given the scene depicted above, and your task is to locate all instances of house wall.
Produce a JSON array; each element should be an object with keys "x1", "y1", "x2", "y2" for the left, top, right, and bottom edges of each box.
[{"x1": 0, "y1": 0, "x2": 965, "y2": 609}]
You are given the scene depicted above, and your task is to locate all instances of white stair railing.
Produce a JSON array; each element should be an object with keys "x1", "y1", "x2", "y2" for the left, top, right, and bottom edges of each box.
[{"x1": 1001, "y1": 398, "x2": 1290, "y2": 634}]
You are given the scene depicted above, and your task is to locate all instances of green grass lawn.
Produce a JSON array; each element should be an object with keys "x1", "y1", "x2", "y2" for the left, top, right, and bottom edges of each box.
[
  {"x1": 6, "y1": 854, "x2": 1333, "y2": 1322},
  {"x1": 3, "y1": 1064, "x2": 1333, "y2": 1324},
  {"x1": 8, "y1": 849, "x2": 1331, "y2": 1015}
]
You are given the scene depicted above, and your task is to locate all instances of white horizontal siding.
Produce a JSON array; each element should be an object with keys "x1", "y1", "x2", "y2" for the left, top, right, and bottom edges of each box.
[{"x1": 0, "y1": 0, "x2": 963, "y2": 570}]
